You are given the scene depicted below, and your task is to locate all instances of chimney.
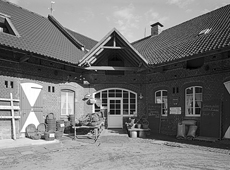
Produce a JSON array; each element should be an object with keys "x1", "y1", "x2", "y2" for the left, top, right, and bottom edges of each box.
[{"x1": 151, "y1": 22, "x2": 163, "y2": 36}]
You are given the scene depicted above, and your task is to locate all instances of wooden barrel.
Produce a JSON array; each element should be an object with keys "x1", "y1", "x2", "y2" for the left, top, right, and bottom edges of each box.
[
  {"x1": 44, "y1": 132, "x2": 55, "y2": 141},
  {"x1": 55, "y1": 131, "x2": 63, "y2": 139},
  {"x1": 56, "y1": 120, "x2": 65, "y2": 132},
  {"x1": 46, "y1": 113, "x2": 56, "y2": 132}
]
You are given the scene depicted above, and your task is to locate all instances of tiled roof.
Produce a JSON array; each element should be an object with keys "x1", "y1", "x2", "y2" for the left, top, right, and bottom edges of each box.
[
  {"x1": 132, "y1": 5, "x2": 230, "y2": 65},
  {"x1": 66, "y1": 28, "x2": 98, "y2": 51},
  {"x1": 0, "y1": 0, "x2": 85, "y2": 64}
]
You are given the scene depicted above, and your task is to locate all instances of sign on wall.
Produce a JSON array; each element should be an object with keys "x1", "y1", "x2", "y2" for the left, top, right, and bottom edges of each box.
[
  {"x1": 200, "y1": 100, "x2": 221, "y2": 138},
  {"x1": 170, "y1": 107, "x2": 181, "y2": 114},
  {"x1": 147, "y1": 104, "x2": 161, "y2": 133}
]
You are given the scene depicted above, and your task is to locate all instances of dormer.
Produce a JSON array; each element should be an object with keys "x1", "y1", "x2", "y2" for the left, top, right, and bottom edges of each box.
[{"x1": 0, "y1": 12, "x2": 20, "y2": 37}]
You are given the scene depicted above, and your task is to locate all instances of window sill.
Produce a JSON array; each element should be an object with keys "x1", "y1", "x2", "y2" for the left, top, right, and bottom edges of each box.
[{"x1": 184, "y1": 116, "x2": 200, "y2": 120}]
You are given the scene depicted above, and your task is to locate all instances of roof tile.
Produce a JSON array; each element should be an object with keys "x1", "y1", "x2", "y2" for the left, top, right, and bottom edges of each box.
[
  {"x1": 132, "y1": 4, "x2": 230, "y2": 65},
  {"x1": 0, "y1": 0, "x2": 85, "y2": 64}
]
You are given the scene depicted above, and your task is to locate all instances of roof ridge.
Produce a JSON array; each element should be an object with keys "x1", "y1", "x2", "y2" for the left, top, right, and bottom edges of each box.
[
  {"x1": 3, "y1": 0, "x2": 47, "y2": 19},
  {"x1": 132, "y1": 35, "x2": 151, "y2": 45},
  {"x1": 160, "y1": 4, "x2": 230, "y2": 34},
  {"x1": 66, "y1": 28, "x2": 98, "y2": 42},
  {"x1": 48, "y1": 15, "x2": 84, "y2": 50}
]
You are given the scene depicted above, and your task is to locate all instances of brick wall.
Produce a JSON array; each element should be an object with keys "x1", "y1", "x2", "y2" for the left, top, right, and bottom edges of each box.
[{"x1": 145, "y1": 51, "x2": 230, "y2": 136}]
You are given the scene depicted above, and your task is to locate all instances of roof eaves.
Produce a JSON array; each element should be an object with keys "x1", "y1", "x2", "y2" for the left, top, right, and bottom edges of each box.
[{"x1": 48, "y1": 15, "x2": 85, "y2": 50}]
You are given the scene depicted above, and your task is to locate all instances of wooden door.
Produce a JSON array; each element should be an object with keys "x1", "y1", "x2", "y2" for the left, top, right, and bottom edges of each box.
[
  {"x1": 20, "y1": 83, "x2": 43, "y2": 133},
  {"x1": 107, "y1": 98, "x2": 123, "y2": 128}
]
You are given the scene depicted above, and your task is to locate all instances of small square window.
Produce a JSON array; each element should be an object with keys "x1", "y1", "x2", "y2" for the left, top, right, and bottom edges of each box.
[
  {"x1": 10, "y1": 81, "x2": 13, "y2": 88},
  {"x1": 5, "y1": 81, "x2": 8, "y2": 88}
]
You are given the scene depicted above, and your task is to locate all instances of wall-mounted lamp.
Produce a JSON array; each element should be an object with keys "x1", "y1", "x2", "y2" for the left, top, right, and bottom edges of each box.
[{"x1": 139, "y1": 93, "x2": 143, "y2": 99}]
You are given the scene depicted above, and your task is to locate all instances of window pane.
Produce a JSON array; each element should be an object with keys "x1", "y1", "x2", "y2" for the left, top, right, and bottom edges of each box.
[
  {"x1": 156, "y1": 96, "x2": 162, "y2": 103},
  {"x1": 195, "y1": 87, "x2": 202, "y2": 93},
  {"x1": 116, "y1": 90, "x2": 122, "y2": 97},
  {"x1": 186, "y1": 88, "x2": 193, "y2": 94},
  {"x1": 123, "y1": 110, "x2": 128, "y2": 115},
  {"x1": 163, "y1": 91, "x2": 167, "y2": 96},
  {"x1": 130, "y1": 93, "x2": 135, "y2": 98},
  {"x1": 130, "y1": 99, "x2": 135, "y2": 103},
  {"x1": 130, "y1": 104, "x2": 135, "y2": 109},
  {"x1": 110, "y1": 110, "x2": 115, "y2": 115},
  {"x1": 102, "y1": 91, "x2": 107, "y2": 98},
  {"x1": 130, "y1": 110, "x2": 135, "y2": 115},
  {"x1": 95, "y1": 92, "x2": 100, "y2": 99},
  {"x1": 109, "y1": 90, "x2": 115, "y2": 97},
  {"x1": 123, "y1": 104, "x2": 128, "y2": 109},
  {"x1": 123, "y1": 99, "x2": 128, "y2": 103},
  {"x1": 195, "y1": 94, "x2": 202, "y2": 101},
  {"x1": 195, "y1": 108, "x2": 201, "y2": 115},
  {"x1": 156, "y1": 91, "x2": 161, "y2": 96},
  {"x1": 195, "y1": 101, "x2": 202, "y2": 108},
  {"x1": 123, "y1": 91, "x2": 128, "y2": 98}
]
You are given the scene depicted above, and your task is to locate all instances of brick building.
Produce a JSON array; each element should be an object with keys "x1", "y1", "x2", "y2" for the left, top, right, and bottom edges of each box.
[{"x1": 0, "y1": 0, "x2": 230, "y2": 140}]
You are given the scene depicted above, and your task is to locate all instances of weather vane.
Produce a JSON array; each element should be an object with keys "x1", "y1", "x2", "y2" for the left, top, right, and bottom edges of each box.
[{"x1": 48, "y1": 1, "x2": 55, "y2": 15}]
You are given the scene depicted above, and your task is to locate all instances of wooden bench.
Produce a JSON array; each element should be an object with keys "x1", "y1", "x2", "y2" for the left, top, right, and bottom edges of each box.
[{"x1": 73, "y1": 120, "x2": 105, "y2": 141}]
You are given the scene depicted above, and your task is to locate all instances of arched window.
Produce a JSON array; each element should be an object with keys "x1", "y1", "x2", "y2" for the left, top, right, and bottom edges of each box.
[
  {"x1": 185, "y1": 86, "x2": 202, "y2": 116},
  {"x1": 93, "y1": 88, "x2": 137, "y2": 116},
  {"x1": 155, "y1": 90, "x2": 168, "y2": 116},
  {"x1": 61, "y1": 90, "x2": 74, "y2": 115}
]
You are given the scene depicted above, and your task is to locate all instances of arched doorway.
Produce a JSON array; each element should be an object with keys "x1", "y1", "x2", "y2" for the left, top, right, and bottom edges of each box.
[{"x1": 93, "y1": 88, "x2": 137, "y2": 128}]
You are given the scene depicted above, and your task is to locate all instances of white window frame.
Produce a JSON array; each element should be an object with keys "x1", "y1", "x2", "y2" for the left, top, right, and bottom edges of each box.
[
  {"x1": 185, "y1": 86, "x2": 202, "y2": 117},
  {"x1": 61, "y1": 90, "x2": 74, "y2": 116},
  {"x1": 92, "y1": 88, "x2": 137, "y2": 117},
  {"x1": 155, "y1": 90, "x2": 168, "y2": 116}
]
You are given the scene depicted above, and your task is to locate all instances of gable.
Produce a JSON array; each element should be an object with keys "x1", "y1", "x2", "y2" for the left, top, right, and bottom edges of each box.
[{"x1": 79, "y1": 28, "x2": 148, "y2": 72}]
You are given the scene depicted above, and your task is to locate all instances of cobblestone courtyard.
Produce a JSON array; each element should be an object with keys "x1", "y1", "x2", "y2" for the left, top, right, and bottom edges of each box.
[{"x1": 0, "y1": 132, "x2": 230, "y2": 170}]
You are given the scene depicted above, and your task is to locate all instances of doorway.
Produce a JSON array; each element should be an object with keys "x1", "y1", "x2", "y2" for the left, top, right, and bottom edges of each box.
[
  {"x1": 107, "y1": 98, "x2": 123, "y2": 128},
  {"x1": 20, "y1": 82, "x2": 43, "y2": 133}
]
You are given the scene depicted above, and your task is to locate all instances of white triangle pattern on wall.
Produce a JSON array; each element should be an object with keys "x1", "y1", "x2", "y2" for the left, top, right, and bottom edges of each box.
[
  {"x1": 20, "y1": 112, "x2": 40, "y2": 132},
  {"x1": 20, "y1": 83, "x2": 42, "y2": 133},
  {"x1": 21, "y1": 83, "x2": 42, "y2": 107}
]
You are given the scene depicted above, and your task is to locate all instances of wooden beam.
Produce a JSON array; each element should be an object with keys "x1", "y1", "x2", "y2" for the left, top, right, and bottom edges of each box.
[
  {"x1": 84, "y1": 66, "x2": 139, "y2": 71},
  {"x1": 0, "y1": 106, "x2": 20, "y2": 110},
  {"x1": 0, "y1": 98, "x2": 19, "y2": 102},
  {"x1": 19, "y1": 56, "x2": 30, "y2": 63},
  {"x1": 101, "y1": 46, "x2": 126, "y2": 50},
  {"x1": 0, "y1": 116, "x2": 20, "y2": 119}
]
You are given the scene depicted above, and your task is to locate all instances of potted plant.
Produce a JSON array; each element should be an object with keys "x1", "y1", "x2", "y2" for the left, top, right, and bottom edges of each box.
[{"x1": 142, "y1": 119, "x2": 149, "y2": 129}]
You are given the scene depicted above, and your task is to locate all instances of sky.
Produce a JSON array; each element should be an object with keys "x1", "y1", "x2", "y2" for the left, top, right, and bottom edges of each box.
[{"x1": 7, "y1": 0, "x2": 230, "y2": 42}]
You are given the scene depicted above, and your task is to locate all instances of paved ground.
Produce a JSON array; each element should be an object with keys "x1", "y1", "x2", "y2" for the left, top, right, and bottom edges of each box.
[{"x1": 0, "y1": 129, "x2": 229, "y2": 170}]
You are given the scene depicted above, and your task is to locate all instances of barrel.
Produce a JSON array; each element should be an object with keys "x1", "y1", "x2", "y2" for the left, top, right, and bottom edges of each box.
[
  {"x1": 46, "y1": 113, "x2": 56, "y2": 132},
  {"x1": 64, "y1": 121, "x2": 71, "y2": 134},
  {"x1": 130, "y1": 131, "x2": 137, "y2": 138},
  {"x1": 44, "y1": 132, "x2": 55, "y2": 141},
  {"x1": 69, "y1": 115, "x2": 75, "y2": 126},
  {"x1": 55, "y1": 131, "x2": 63, "y2": 139},
  {"x1": 56, "y1": 120, "x2": 65, "y2": 132},
  {"x1": 139, "y1": 131, "x2": 146, "y2": 138}
]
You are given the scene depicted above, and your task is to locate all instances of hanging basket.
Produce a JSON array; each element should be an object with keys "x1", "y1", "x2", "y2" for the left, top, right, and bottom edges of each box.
[
  {"x1": 84, "y1": 93, "x2": 91, "y2": 99},
  {"x1": 89, "y1": 98, "x2": 96, "y2": 104},
  {"x1": 95, "y1": 98, "x2": 102, "y2": 107}
]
